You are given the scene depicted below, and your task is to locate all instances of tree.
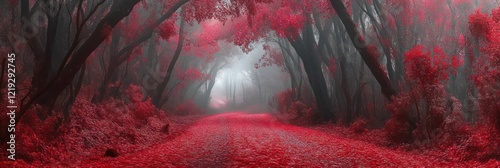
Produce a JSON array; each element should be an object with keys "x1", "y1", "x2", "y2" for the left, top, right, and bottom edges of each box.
[
  {"x1": 329, "y1": 0, "x2": 396, "y2": 100},
  {"x1": 16, "y1": 0, "x2": 143, "y2": 123}
]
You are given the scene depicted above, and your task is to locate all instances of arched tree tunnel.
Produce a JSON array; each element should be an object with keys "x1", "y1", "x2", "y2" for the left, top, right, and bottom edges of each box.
[{"x1": 1, "y1": 0, "x2": 500, "y2": 167}]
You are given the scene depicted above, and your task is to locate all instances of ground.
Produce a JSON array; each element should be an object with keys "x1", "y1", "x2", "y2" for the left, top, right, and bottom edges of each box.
[
  {"x1": 70, "y1": 112, "x2": 467, "y2": 167},
  {"x1": 3, "y1": 112, "x2": 499, "y2": 167}
]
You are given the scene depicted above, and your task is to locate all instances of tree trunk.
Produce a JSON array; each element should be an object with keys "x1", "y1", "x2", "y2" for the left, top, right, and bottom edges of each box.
[
  {"x1": 339, "y1": 55, "x2": 354, "y2": 124},
  {"x1": 16, "y1": 0, "x2": 142, "y2": 124},
  {"x1": 153, "y1": 17, "x2": 186, "y2": 108},
  {"x1": 329, "y1": 0, "x2": 396, "y2": 100},
  {"x1": 287, "y1": 21, "x2": 334, "y2": 122},
  {"x1": 329, "y1": 0, "x2": 417, "y2": 130}
]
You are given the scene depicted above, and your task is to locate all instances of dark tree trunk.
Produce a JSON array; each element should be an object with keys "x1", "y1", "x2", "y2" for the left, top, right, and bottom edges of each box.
[
  {"x1": 287, "y1": 21, "x2": 335, "y2": 122},
  {"x1": 64, "y1": 64, "x2": 86, "y2": 119},
  {"x1": 153, "y1": 18, "x2": 186, "y2": 108},
  {"x1": 339, "y1": 55, "x2": 354, "y2": 124},
  {"x1": 329, "y1": 0, "x2": 396, "y2": 100},
  {"x1": 20, "y1": 0, "x2": 29, "y2": 19},
  {"x1": 94, "y1": 0, "x2": 188, "y2": 103},
  {"x1": 92, "y1": 26, "x2": 122, "y2": 103},
  {"x1": 16, "y1": 0, "x2": 142, "y2": 124},
  {"x1": 329, "y1": 0, "x2": 418, "y2": 130}
]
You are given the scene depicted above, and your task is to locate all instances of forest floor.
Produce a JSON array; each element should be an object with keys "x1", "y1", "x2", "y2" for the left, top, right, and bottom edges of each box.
[
  {"x1": 76, "y1": 112, "x2": 482, "y2": 167},
  {"x1": 3, "y1": 112, "x2": 499, "y2": 167}
]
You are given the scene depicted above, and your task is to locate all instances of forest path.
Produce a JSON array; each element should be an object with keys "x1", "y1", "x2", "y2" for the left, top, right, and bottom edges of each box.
[{"x1": 82, "y1": 112, "x2": 456, "y2": 167}]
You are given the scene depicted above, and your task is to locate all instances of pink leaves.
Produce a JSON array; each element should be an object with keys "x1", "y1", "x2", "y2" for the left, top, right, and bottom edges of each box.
[
  {"x1": 404, "y1": 46, "x2": 438, "y2": 84},
  {"x1": 179, "y1": 20, "x2": 224, "y2": 59},
  {"x1": 404, "y1": 46, "x2": 454, "y2": 85},
  {"x1": 386, "y1": 0, "x2": 413, "y2": 26},
  {"x1": 469, "y1": 7, "x2": 500, "y2": 135},
  {"x1": 231, "y1": 0, "x2": 310, "y2": 51},
  {"x1": 384, "y1": 117, "x2": 412, "y2": 143},
  {"x1": 387, "y1": 45, "x2": 459, "y2": 144},
  {"x1": 458, "y1": 34, "x2": 466, "y2": 47},
  {"x1": 256, "y1": 44, "x2": 285, "y2": 69},
  {"x1": 468, "y1": 10, "x2": 492, "y2": 41},
  {"x1": 270, "y1": 6, "x2": 305, "y2": 38},
  {"x1": 492, "y1": 7, "x2": 500, "y2": 23},
  {"x1": 176, "y1": 68, "x2": 210, "y2": 82},
  {"x1": 158, "y1": 20, "x2": 177, "y2": 41},
  {"x1": 119, "y1": 9, "x2": 143, "y2": 40},
  {"x1": 183, "y1": 0, "x2": 219, "y2": 23},
  {"x1": 451, "y1": 55, "x2": 464, "y2": 69},
  {"x1": 125, "y1": 84, "x2": 145, "y2": 103}
]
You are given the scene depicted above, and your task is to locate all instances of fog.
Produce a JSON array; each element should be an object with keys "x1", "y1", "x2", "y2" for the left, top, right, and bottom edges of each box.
[
  {"x1": 2, "y1": 0, "x2": 500, "y2": 166},
  {"x1": 210, "y1": 43, "x2": 288, "y2": 112}
]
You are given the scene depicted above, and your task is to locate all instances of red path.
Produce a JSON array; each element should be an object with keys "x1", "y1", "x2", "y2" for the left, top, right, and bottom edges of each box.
[{"x1": 80, "y1": 112, "x2": 461, "y2": 167}]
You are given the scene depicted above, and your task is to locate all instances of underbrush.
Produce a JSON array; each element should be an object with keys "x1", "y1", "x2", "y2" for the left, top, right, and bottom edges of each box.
[
  {"x1": 270, "y1": 88, "x2": 316, "y2": 125},
  {"x1": 311, "y1": 118, "x2": 500, "y2": 164},
  {"x1": 0, "y1": 85, "x2": 205, "y2": 166},
  {"x1": 0, "y1": 98, "x2": 167, "y2": 165}
]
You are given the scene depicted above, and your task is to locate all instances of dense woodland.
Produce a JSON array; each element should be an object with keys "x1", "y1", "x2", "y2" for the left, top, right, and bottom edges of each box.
[{"x1": 0, "y1": 0, "x2": 500, "y2": 166}]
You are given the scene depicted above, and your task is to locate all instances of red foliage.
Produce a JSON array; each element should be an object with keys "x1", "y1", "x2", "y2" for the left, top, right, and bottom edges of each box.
[
  {"x1": 271, "y1": 89, "x2": 315, "y2": 124},
  {"x1": 470, "y1": 7, "x2": 500, "y2": 134},
  {"x1": 270, "y1": 5, "x2": 305, "y2": 38},
  {"x1": 183, "y1": 0, "x2": 223, "y2": 23},
  {"x1": 384, "y1": 117, "x2": 412, "y2": 143},
  {"x1": 158, "y1": 19, "x2": 177, "y2": 41},
  {"x1": 458, "y1": 34, "x2": 466, "y2": 47},
  {"x1": 182, "y1": 0, "x2": 273, "y2": 24},
  {"x1": 404, "y1": 46, "x2": 452, "y2": 85},
  {"x1": 230, "y1": 0, "x2": 318, "y2": 52},
  {"x1": 468, "y1": 10, "x2": 492, "y2": 40},
  {"x1": 386, "y1": 45, "x2": 460, "y2": 144},
  {"x1": 350, "y1": 118, "x2": 369, "y2": 134},
  {"x1": 451, "y1": 55, "x2": 464, "y2": 69},
  {"x1": 174, "y1": 100, "x2": 204, "y2": 115},
  {"x1": 255, "y1": 44, "x2": 285, "y2": 69},
  {"x1": 275, "y1": 88, "x2": 293, "y2": 114},
  {"x1": 176, "y1": 68, "x2": 210, "y2": 82},
  {"x1": 464, "y1": 126, "x2": 500, "y2": 161},
  {"x1": 386, "y1": 0, "x2": 413, "y2": 26},
  {"x1": 0, "y1": 93, "x2": 170, "y2": 165},
  {"x1": 492, "y1": 7, "x2": 500, "y2": 23},
  {"x1": 126, "y1": 85, "x2": 155, "y2": 122}
]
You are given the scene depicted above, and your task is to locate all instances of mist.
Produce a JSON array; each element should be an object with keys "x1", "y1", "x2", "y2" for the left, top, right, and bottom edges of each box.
[{"x1": 1, "y1": 0, "x2": 500, "y2": 167}]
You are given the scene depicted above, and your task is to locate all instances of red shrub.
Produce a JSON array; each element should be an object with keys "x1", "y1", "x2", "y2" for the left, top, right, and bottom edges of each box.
[
  {"x1": 126, "y1": 85, "x2": 155, "y2": 122},
  {"x1": 464, "y1": 126, "x2": 500, "y2": 161},
  {"x1": 290, "y1": 100, "x2": 314, "y2": 123},
  {"x1": 468, "y1": 10, "x2": 492, "y2": 41},
  {"x1": 474, "y1": 68, "x2": 500, "y2": 133},
  {"x1": 276, "y1": 88, "x2": 293, "y2": 114},
  {"x1": 8, "y1": 95, "x2": 172, "y2": 165},
  {"x1": 492, "y1": 7, "x2": 500, "y2": 23},
  {"x1": 384, "y1": 117, "x2": 412, "y2": 143},
  {"x1": 271, "y1": 88, "x2": 315, "y2": 124},
  {"x1": 442, "y1": 97, "x2": 470, "y2": 144},
  {"x1": 125, "y1": 84, "x2": 145, "y2": 103},
  {"x1": 386, "y1": 46, "x2": 458, "y2": 143},
  {"x1": 133, "y1": 99, "x2": 156, "y2": 122},
  {"x1": 404, "y1": 46, "x2": 451, "y2": 85},
  {"x1": 174, "y1": 100, "x2": 204, "y2": 115},
  {"x1": 470, "y1": 8, "x2": 500, "y2": 134},
  {"x1": 350, "y1": 118, "x2": 369, "y2": 134}
]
